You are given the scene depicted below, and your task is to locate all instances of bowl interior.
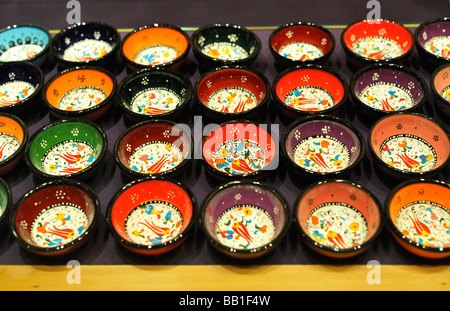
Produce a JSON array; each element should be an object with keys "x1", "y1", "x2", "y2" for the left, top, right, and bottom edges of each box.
[
  {"x1": 296, "y1": 181, "x2": 381, "y2": 251},
  {"x1": 122, "y1": 26, "x2": 189, "y2": 66},
  {"x1": 202, "y1": 182, "x2": 288, "y2": 250},
  {"x1": 109, "y1": 179, "x2": 194, "y2": 246},
  {"x1": 13, "y1": 183, "x2": 97, "y2": 249},
  {"x1": 45, "y1": 68, "x2": 114, "y2": 112},
  {"x1": 387, "y1": 181, "x2": 450, "y2": 250},
  {"x1": 270, "y1": 24, "x2": 333, "y2": 61},
  {"x1": 0, "y1": 115, "x2": 26, "y2": 162},
  {"x1": 432, "y1": 64, "x2": 450, "y2": 102},
  {"x1": 202, "y1": 121, "x2": 277, "y2": 176},
  {"x1": 284, "y1": 118, "x2": 362, "y2": 174},
  {"x1": 370, "y1": 114, "x2": 450, "y2": 173},
  {"x1": 28, "y1": 121, "x2": 105, "y2": 176},
  {"x1": 416, "y1": 20, "x2": 450, "y2": 60},
  {"x1": 352, "y1": 66, "x2": 426, "y2": 111},
  {"x1": 52, "y1": 23, "x2": 119, "y2": 62},
  {"x1": 274, "y1": 67, "x2": 345, "y2": 113},
  {"x1": 119, "y1": 70, "x2": 190, "y2": 117},
  {"x1": 0, "y1": 180, "x2": 10, "y2": 221},
  {"x1": 196, "y1": 68, "x2": 267, "y2": 114},
  {"x1": 342, "y1": 20, "x2": 413, "y2": 61},
  {"x1": 193, "y1": 25, "x2": 259, "y2": 61},
  {"x1": 116, "y1": 121, "x2": 191, "y2": 175},
  {"x1": 0, "y1": 25, "x2": 50, "y2": 62}
]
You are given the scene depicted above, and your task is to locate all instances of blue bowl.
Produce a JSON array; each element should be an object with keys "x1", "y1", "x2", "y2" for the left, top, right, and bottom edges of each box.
[
  {"x1": 0, "y1": 24, "x2": 51, "y2": 68},
  {"x1": 51, "y1": 22, "x2": 120, "y2": 69}
]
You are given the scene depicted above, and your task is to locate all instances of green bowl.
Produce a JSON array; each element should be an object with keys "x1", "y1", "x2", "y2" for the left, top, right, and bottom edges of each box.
[
  {"x1": 24, "y1": 119, "x2": 107, "y2": 181},
  {"x1": 0, "y1": 177, "x2": 11, "y2": 230}
]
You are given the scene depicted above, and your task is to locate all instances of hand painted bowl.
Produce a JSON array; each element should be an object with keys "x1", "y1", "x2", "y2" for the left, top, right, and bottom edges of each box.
[
  {"x1": 269, "y1": 22, "x2": 335, "y2": 68},
  {"x1": 0, "y1": 113, "x2": 28, "y2": 176},
  {"x1": 43, "y1": 65, "x2": 116, "y2": 121},
  {"x1": 106, "y1": 177, "x2": 196, "y2": 256},
  {"x1": 350, "y1": 63, "x2": 428, "y2": 122},
  {"x1": 120, "y1": 23, "x2": 190, "y2": 71},
  {"x1": 199, "y1": 180, "x2": 290, "y2": 260},
  {"x1": 10, "y1": 179, "x2": 100, "y2": 256},
  {"x1": 294, "y1": 179, "x2": 382, "y2": 258},
  {"x1": 281, "y1": 115, "x2": 365, "y2": 181},
  {"x1": 0, "y1": 24, "x2": 51, "y2": 68},
  {"x1": 202, "y1": 120, "x2": 278, "y2": 181},
  {"x1": 24, "y1": 119, "x2": 107, "y2": 181},
  {"x1": 430, "y1": 63, "x2": 450, "y2": 116},
  {"x1": 368, "y1": 113, "x2": 450, "y2": 180},
  {"x1": 194, "y1": 66, "x2": 270, "y2": 122},
  {"x1": 190, "y1": 24, "x2": 261, "y2": 69},
  {"x1": 0, "y1": 61, "x2": 44, "y2": 115},
  {"x1": 114, "y1": 119, "x2": 193, "y2": 179},
  {"x1": 117, "y1": 67, "x2": 192, "y2": 123},
  {"x1": 272, "y1": 64, "x2": 348, "y2": 120},
  {"x1": 51, "y1": 22, "x2": 120, "y2": 69},
  {"x1": 0, "y1": 177, "x2": 11, "y2": 230},
  {"x1": 385, "y1": 179, "x2": 450, "y2": 259},
  {"x1": 341, "y1": 19, "x2": 414, "y2": 68},
  {"x1": 414, "y1": 17, "x2": 450, "y2": 71}
]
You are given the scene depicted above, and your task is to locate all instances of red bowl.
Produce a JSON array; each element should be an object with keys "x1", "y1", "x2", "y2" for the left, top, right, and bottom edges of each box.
[
  {"x1": 294, "y1": 179, "x2": 383, "y2": 258},
  {"x1": 194, "y1": 66, "x2": 270, "y2": 121},
  {"x1": 385, "y1": 179, "x2": 450, "y2": 259},
  {"x1": 272, "y1": 64, "x2": 348, "y2": 120},
  {"x1": 106, "y1": 177, "x2": 196, "y2": 256},
  {"x1": 341, "y1": 19, "x2": 414, "y2": 68},
  {"x1": 431, "y1": 63, "x2": 450, "y2": 117}
]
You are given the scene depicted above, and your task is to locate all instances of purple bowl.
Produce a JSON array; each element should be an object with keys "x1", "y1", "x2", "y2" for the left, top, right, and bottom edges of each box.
[
  {"x1": 199, "y1": 180, "x2": 290, "y2": 259},
  {"x1": 350, "y1": 63, "x2": 428, "y2": 121},
  {"x1": 281, "y1": 115, "x2": 365, "y2": 181}
]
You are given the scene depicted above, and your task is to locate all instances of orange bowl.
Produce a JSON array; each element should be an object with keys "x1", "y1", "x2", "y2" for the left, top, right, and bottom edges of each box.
[{"x1": 0, "y1": 113, "x2": 28, "y2": 176}]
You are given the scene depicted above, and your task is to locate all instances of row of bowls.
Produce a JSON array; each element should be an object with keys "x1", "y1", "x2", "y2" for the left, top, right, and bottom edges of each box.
[{"x1": 2, "y1": 175, "x2": 450, "y2": 260}]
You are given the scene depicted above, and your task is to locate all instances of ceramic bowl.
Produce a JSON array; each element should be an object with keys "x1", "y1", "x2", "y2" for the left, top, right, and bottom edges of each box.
[
  {"x1": 269, "y1": 22, "x2": 335, "y2": 68},
  {"x1": 10, "y1": 179, "x2": 100, "y2": 256},
  {"x1": 194, "y1": 66, "x2": 270, "y2": 122},
  {"x1": 294, "y1": 179, "x2": 382, "y2": 258},
  {"x1": 0, "y1": 177, "x2": 11, "y2": 230},
  {"x1": 0, "y1": 113, "x2": 28, "y2": 176},
  {"x1": 341, "y1": 19, "x2": 414, "y2": 68},
  {"x1": 368, "y1": 113, "x2": 450, "y2": 180},
  {"x1": 385, "y1": 178, "x2": 450, "y2": 259},
  {"x1": 117, "y1": 67, "x2": 192, "y2": 123},
  {"x1": 106, "y1": 177, "x2": 196, "y2": 256},
  {"x1": 114, "y1": 119, "x2": 193, "y2": 179},
  {"x1": 202, "y1": 120, "x2": 278, "y2": 181},
  {"x1": 430, "y1": 63, "x2": 450, "y2": 117},
  {"x1": 281, "y1": 115, "x2": 365, "y2": 181},
  {"x1": 350, "y1": 63, "x2": 428, "y2": 122},
  {"x1": 272, "y1": 64, "x2": 348, "y2": 120},
  {"x1": 0, "y1": 61, "x2": 44, "y2": 115},
  {"x1": 190, "y1": 24, "x2": 261, "y2": 69},
  {"x1": 24, "y1": 119, "x2": 107, "y2": 181},
  {"x1": 199, "y1": 180, "x2": 290, "y2": 259},
  {"x1": 414, "y1": 17, "x2": 450, "y2": 71},
  {"x1": 0, "y1": 24, "x2": 51, "y2": 68},
  {"x1": 43, "y1": 65, "x2": 116, "y2": 121},
  {"x1": 120, "y1": 23, "x2": 190, "y2": 71},
  {"x1": 51, "y1": 22, "x2": 120, "y2": 69}
]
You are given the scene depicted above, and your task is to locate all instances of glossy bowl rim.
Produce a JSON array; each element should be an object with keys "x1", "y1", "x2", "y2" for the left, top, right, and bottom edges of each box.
[
  {"x1": 271, "y1": 64, "x2": 349, "y2": 116},
  {"x1": 119, "y1": 23, "x2": 190, "y2": 70},
  {"x1": 384, "y1": 177, "x2": 450, "y2": 255},
  {"x1": 42, "y1": 65, "x2": 117, "y2": 118},
  {"x1": 199, "y1": 179, "x2": 291, "y2": 256},
  {"x1": 430, "y1": 62, "x2": 450, "y2": 108},
  {"x1": 0, "y1": 112, "x2": 29, "y2": 170},
  {"x1": 10, "y1": 178, "x2": 101, "y2": 254},
  {"x1": 280, "y1": 114, "x2": 366, "y2": 178},
  {"x1": 268, "y1": 21, "x2": 336, "y2": 64},
  {"x1": 23, "y1": 118, "x2": 108, "y2": 180},
  {"x1": 190, "y1": 23, "x2": 262, "y2": 65},
  {"x1": 113, "y1": 118, "x2": 193, "y2": 178},
  {"x1": 0, "y1": 177, "x2": 12, "y2": 227},
  {"x1": 367, "y1": 112, "x2": 450, "y2": 177},
  {"x1": 414, "y1": 17, "x2": 450, "y2": 63},
  {"x1": 349, "y1": 62, "x2": 429, "y2": 115},
  {"x1": 106, "y1": 176, "x2": 197, "y2": 253},
  {"x1": 293, "y1": 178, "x2": 383, "y2": 255},
  {"x1": 193, "y1": 65, "x2": 270, "y2": 118}
]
